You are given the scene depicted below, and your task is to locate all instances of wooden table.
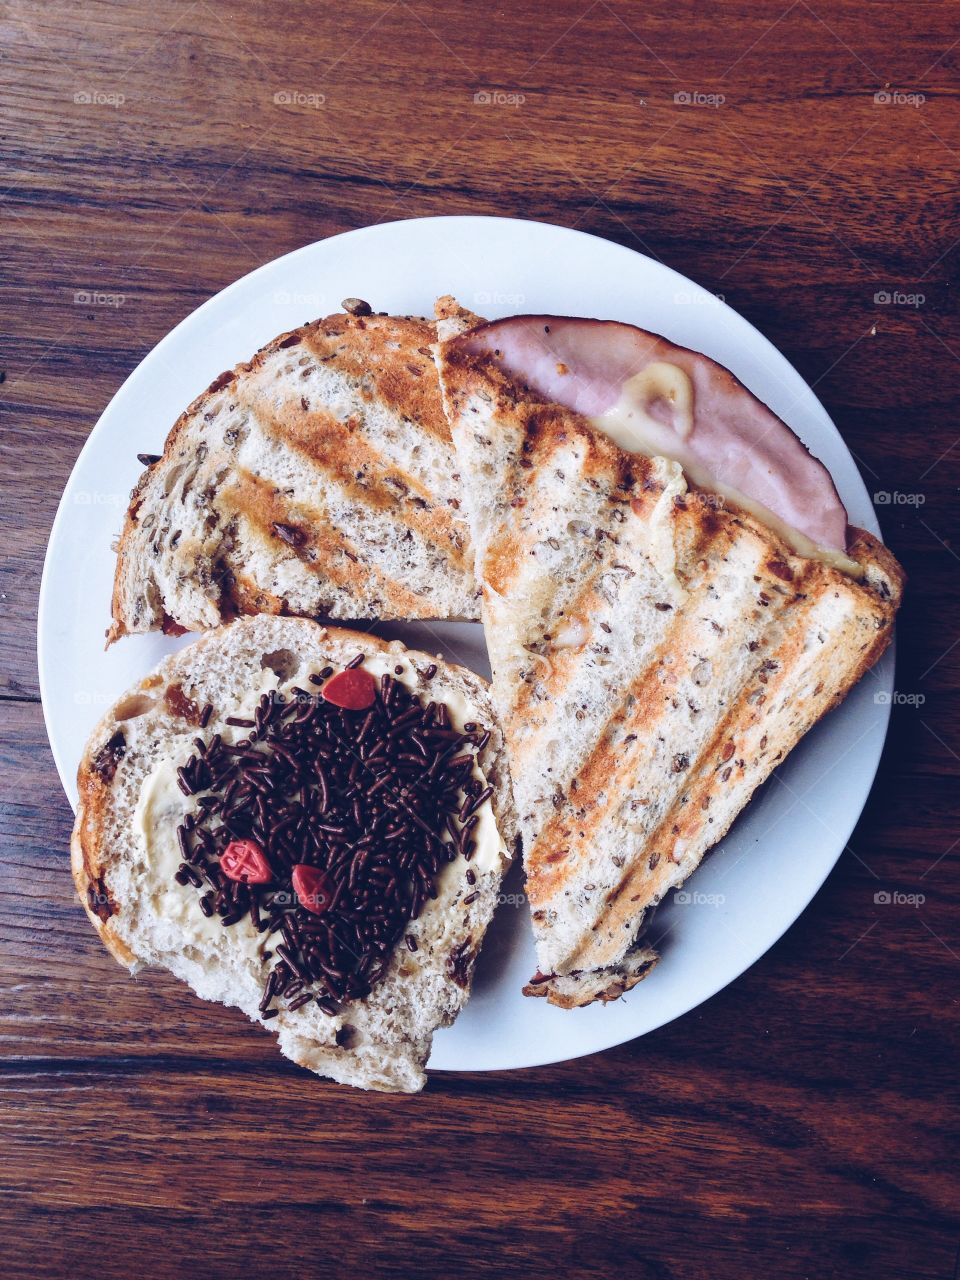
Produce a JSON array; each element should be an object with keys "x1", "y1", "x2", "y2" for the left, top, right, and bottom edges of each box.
[{"x1": 2, "y1": 3, "x2": 957, "y2": 1276}]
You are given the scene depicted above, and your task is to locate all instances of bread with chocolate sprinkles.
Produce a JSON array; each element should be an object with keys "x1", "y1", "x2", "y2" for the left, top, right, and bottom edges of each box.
[{"x1": 72, "y1": 616, "x2": 518, "y2": 1093}]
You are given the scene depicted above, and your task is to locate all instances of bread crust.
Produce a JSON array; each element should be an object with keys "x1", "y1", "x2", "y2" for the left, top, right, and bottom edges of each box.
[{"x1": 522, "y1": 944, "x2": 659, "y2": 1008}]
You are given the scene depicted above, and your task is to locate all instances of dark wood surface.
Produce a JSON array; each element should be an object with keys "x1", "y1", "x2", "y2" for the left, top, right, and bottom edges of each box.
[{"x1": 2, "y1": 2, "x2": 957, "y2": 1276}]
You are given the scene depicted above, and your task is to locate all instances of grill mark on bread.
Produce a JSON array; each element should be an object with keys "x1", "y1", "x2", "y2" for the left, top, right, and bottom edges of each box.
[
  {"x1": 109, "y1": 311, "x2": 475, "y2": 641},
  {"x1": 522, "y1": 540, "x2": 815, "y2": 908},
  {"x1": 224, "y1": 570, "x2": 288, "y2": 618},
  {"x1": 522, "y1": 575, "x2": 724, "y2": 908},
  {"x1": 493, "y1": 452, "x2": 732, "y2": 762},
  {"x1": 524, "y1": 548, "x2": 894, "y2": 970},
  {"x1": 248, "y1": 397, "x2": 471, "y2": 569},
  {"x1": 590, "y1": 644, "x2": 816, "y2": 931},
  {"x1": 506, "y1": 572, "x2": 608, "y2": 723},
  {"x1": 482, "y1": 410, "x2": 641, "y2": 598},
  {"x1": 563, "y1": 573, "x2": 894, "y2": 971},
  {"x1": 300, "y1": 317, "x2": 451, "y2": 446},
  {"x1": 534, "y1": 618, "x2": 804, "y2": 914},
  {"x1": 228, "y1": 468, "x2": 429, "y2": 616},
  {"x1": 497, "y1": 491, "x2": 712, "y2": 731}
]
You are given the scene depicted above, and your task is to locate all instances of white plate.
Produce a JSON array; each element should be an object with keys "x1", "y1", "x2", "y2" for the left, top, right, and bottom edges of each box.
[{"x1": 39, "y1": 216, "x2": 894, "y2": 1073}]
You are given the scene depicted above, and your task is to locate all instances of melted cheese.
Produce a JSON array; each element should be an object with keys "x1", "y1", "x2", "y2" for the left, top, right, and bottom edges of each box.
[
  {"x1": 640, "y1": 460, "x2": 689, "y2": 601},
  {"x1": 591, "y1": 366, "x2": 862, "y2": 577}
]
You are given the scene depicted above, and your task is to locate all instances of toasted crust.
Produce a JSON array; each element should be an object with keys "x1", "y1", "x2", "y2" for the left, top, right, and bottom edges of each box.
[
  {"x1": 72, "y1": 616, "x2": 519, "y2": 1092},
  {"x1": 109, "y1": 312, "x2": 478, "y2": 644},
  {"x1": 522, "y1": 944, "x2": 659, "y2": 1008},
  {"x1": 71, "y1": 824, "x2": 137, "y2": 970},
  {"x1": 436, "y1": 325, "x2": 905, "y2": 996}
]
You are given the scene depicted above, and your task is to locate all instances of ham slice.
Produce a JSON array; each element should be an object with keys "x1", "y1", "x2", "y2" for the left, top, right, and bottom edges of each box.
[{"x1": 456, "y1": 316, "x2": 849, "y2": 556}]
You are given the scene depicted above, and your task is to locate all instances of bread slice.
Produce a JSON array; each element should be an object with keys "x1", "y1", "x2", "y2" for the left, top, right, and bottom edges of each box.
[
  {"x1": 435, "y1": 316, "x2": 904, "y2": 1006},
  {"x1": 109, "y1": 308, "x2": 479, "y2": 643},
  {"x1": 72, "y1": 615, "x2": 518, "y2": 1091},
  {"x1": 522, "y1": 944, "x2": 660, "y2": 1008}
]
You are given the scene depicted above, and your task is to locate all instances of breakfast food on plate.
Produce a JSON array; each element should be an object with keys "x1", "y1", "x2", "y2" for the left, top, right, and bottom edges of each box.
[
  {"x1": 75, "y1": 276, "x2": 902, "y2": 1077},
  {"x1": 435, "y1": 306, "x2": 904, "y2": 1008},
  {"x1": 108, "y1": 302, "x2": 479, "y2": 644},
  {"x1": 72, "y1": 615, "x2": 518, "y2": 1091}
]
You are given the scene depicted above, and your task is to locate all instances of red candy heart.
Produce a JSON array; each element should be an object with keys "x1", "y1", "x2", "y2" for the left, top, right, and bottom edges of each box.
[
  {"x1": 321, "y1": 666, "x2": 377, "y2": 711},
  {"x1": 292, "y1": 864, "x2": 333, "y2": 916},
  {"x1": 220, "y1": 839, "x2": 273, "y2": 884}
]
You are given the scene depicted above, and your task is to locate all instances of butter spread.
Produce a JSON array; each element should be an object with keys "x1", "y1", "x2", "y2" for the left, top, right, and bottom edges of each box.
[
  {"x1": 133, "y1": 757, "x2": 278, "y2": 966},
  {"x1": 591, "y1": 366, "x2": 861, "y2": 577},
  {"x1": 133, "y1": 650, "x2": 507, "y2": 956}
]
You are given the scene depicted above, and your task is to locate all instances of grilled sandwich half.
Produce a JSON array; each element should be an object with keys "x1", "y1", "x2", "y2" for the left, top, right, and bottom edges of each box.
[
  {"x1": 109, "y1": 306, "x2": 479, "y2": 643},
  {"x1": 435, "y1": 306, "x2": 904, "y2": 1008}
]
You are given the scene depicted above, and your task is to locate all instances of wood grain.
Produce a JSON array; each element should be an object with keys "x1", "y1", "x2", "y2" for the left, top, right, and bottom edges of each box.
[{"x1": 1, "y1": 1, "x2": 958, "y2": 1276}]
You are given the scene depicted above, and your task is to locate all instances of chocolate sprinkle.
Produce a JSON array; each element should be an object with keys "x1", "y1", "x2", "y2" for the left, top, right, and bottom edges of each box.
[
  {"x1": 171, "y1": 664, "x2": 491, "y2": 1017},
  {"x1": 93, "y1": 731, "x2": 126, "y2": 783}
]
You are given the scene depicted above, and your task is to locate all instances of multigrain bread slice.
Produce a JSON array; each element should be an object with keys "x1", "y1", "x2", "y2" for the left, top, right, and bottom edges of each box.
[
  {"x1": 522, "y1": 946, "x2": 660, "y2": 1008},
  {"x1": 72, "y1": 616, "x2": 518, "y2": 1092},
  {"x1": 109, "y1": 307, "x2": 479, "y2": 643},
  {"x1": 435, "y1": 314, "x2": 904, "y2": 1006}
]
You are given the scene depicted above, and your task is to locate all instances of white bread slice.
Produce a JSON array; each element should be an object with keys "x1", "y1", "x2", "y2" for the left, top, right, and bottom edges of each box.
[
  {"x1": 435, "y1": 315, "x2": 904, "y2": 1005},
  {"x1": 109, "y1": 309, "x2": 479, "y2": 643},
  {"x1": 72, "y1": 616, "x2": 518, "y2": 1091}
]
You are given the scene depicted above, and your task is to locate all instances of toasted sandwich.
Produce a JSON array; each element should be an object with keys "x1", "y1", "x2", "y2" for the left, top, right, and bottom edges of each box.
[
  {"x1": 435, "y1": 308, "x2": 904, "y2": 1007},
  {"x1": 109, "y1": 305, "x2": 479, "y2": 643}
]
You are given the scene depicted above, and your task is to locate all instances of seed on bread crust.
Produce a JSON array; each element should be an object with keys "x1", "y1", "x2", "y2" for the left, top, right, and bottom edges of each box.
[
  {"x1": 206, "y1": 370, "x2": 235, "y2": 394},
  {"x1": 271, "y1": 521, "x2": 307, "y2": 549}
]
